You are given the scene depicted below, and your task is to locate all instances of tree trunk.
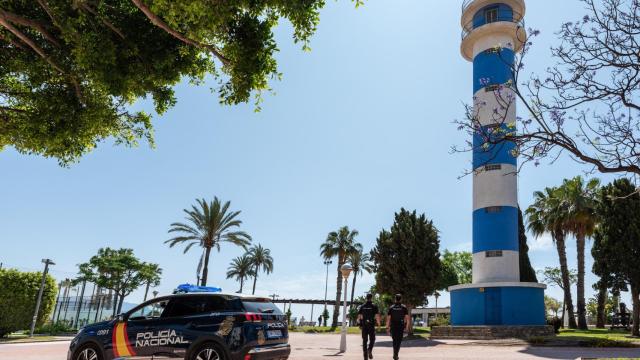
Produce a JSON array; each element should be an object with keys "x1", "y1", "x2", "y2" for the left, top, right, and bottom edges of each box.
[
  {"x1": 596, "y1": 280, "x2": 607, "y2": 329},
  {"x1": 239, "y1": 277, "x2": 244, "y2": 293},
  {"x1": 201, "y1": 246, "x2": 212, "y2": 286},
  {"x1": 112, "y1": 292, "x2": 119, "y2": 318},
  {"x1": 560, "y1": 301, "x2": 565, "y2": 328},
  {"x1": 252, "y1": 271, "x2": 258, "y2": 295},
  {"x1": 406, "y1": 304, "x2": 414, "y2": 335},
  {"x1": 331, "y1": 259, "x2": 344, "y2": 329},
  {"x1": 556, "y1": 232, "x2": 578, "y2": 328},
  {"x1": 349, "y1": 275, "x2": 357, "y2": 326},
  {"x1": 143, "y1": 282, "x2": 150, "y2": 302},
  {"x1": 117, "y1": 294, "x2": 125, "y2": 314},
  {"x1": 631, "y1": 284, "x2": 639, "y2": 337},
  {"x1": 576, "y1": 233, "x2": 588, "y2": 330}
]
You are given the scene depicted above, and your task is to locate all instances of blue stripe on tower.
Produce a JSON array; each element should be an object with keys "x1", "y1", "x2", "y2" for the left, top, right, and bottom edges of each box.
[
  {"x1": 472, "y1": 206, "x2": 519, "y2": 253},
  {"x1": 472, "y1": 124, "x2": 517, "y2": 169},
  {"x1": 473, "y1": 49, "x2": 515, "y2": 93}
]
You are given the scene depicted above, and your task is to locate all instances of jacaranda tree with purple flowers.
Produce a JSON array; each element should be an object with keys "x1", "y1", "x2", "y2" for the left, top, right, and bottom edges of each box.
[{"x1": 455, "y1": 0, "x2": 640, "y2": 180}]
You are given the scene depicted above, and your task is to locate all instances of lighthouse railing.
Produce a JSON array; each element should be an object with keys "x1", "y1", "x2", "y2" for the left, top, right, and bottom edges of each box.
[{"x1": 461, "y1": 11, "x2": 525, "y2": 41}]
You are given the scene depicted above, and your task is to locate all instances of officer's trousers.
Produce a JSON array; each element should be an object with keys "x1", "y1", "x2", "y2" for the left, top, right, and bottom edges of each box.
[
  {"x1": 361, "y1": 325, "x2": 375, "y2": 358},
  {"x1": 390, "y1": 327, "x2": 404, "y2": 359}
]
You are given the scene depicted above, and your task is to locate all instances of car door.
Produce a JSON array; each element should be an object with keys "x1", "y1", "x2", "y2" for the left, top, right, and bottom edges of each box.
[
  {"x1": 121, "y1": 298, "x2": 171, "y2": 359},
  {"x1": 159, "y1": 295, "x2": 218, "y2": 357}
]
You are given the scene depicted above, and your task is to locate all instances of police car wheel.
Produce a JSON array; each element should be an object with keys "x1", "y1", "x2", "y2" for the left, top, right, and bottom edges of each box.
[
  {"x1": 74, "y1": 344, "x2": 102, "y2": 360},
  {"x1": 192, "y1": 342, "x2": 225, "y2": 360}
]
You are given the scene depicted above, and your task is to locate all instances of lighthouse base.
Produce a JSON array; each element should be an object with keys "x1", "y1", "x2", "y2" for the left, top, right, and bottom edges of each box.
[
  {"x1": 447, "y1": 282, "x2": 547, "y2": 327},
  {"x1": 430, "y1": 325, "x2": 554, "y2": 340}
]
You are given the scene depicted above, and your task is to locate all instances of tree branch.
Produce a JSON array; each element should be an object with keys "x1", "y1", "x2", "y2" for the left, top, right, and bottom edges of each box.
[
  {"x1": 79, "y1": 3, "x2": 125, "y2": 40},
  {"x1": 0, "y1": 9, "x2": 60, "y2": 47},
  {"x1": 130, "y1": 0, "x2": 229, "y2": 65}
]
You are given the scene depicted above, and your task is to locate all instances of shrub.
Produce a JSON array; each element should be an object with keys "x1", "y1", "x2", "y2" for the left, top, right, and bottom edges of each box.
[
  {"x1": 429, "y1": 316, "x2": 450, "y2": 328},
  {"x1": 0, "y1": 269, "x2": 57, "y2": 337},
  {"x1": 547, "y1": 316, "x2": 562, "y2": 334},
  {"x1": 35, "y1": 321, "x2": 75, "y2": 335}
]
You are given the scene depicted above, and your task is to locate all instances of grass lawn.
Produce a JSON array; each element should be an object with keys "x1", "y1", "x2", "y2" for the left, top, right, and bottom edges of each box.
[
  {"x1": 532, "y1": 328, "x2": 640, "y2": 348},
  {"x1": 0, "y1": 334, "x2": 65, "y2": 344}
]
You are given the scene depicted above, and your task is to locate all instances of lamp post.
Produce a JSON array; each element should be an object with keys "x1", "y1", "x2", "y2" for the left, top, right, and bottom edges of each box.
[
  {"x1": 30, "y1": 259, "x2": 55, "y2": 337},
  {"x1": 323, "y1": 260, "x2": 332, "y2": 312},
  {"x1": 339, "y1": 264, "x2": 352, "y2": 353}
]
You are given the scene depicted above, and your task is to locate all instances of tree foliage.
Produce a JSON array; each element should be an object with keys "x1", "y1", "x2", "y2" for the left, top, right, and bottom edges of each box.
[
  {"x1": 595, "y1": 178, "x2": 640, "y2": 335},
  {"x1": 247, "y1": 243, "x2": 273, "y2": 295},
  {"x1": 166, "y1": 197, "x2": 251, "y2": 286},
  {"x1": 320, "y1": 225, "x2": 360, "y2": 328},
  {"x1": 437, "y1": 250, "x2": 471, "y2": 291},
  {"x1": 370, "y1": 208, "x2": 441, "y2": 310},
  {"x1": 226, "y1": 255, "x2": 255, "y2": 293},
  {"x1": 77, "y1": 247, "x2": 161, "y2": 316},
  {"x1": 0, "y1": 268, "x2": 57, "y2": 337},
  {"x1": 0, "y1": 0, "x2": 361, "y2": 164}
]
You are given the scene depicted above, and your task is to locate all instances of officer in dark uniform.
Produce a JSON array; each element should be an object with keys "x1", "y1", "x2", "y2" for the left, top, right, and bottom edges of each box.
[
  {"x1": 357, "y1": 293, "x2": 380, "y2": 360},
  {"x1": 386, "y1": 294, "x2": 409, "y2": 360}
]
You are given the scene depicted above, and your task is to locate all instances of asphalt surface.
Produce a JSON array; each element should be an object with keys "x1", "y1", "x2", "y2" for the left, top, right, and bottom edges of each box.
[{"x1": 2, "y1": 333, "x2": 640, "y2": 360}]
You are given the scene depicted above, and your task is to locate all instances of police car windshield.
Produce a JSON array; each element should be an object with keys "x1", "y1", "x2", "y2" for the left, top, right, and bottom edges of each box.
[{"x1": 242, "y1": 299, "x2": 282, "y2": 314}]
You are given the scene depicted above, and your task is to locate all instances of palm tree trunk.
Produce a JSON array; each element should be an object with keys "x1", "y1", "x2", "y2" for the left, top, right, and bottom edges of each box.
[
  {"x1": 631, "y1": 284, "x2": 640, "y2": 337},
  {"x1": 349, "y1": 275, "x2": 357, "y2": 326},
  {"x1": 556, "y1": 232, "x2": 577, "y2": 329},
  {"x1": 201, "y1": 246, "x2": 212, "y2": 286},
  {"x1": 576, "y1": 233, "x2": 588, "y2": 330},
  {"x1": 332, "y1": 260, "x2": 344, "y2": 329},
  {"x1": 596, "y1": 280, "x2": 607, "y2": 329},
  {"x1": 239, "y1": 278, "x2": 244, "y2": 293},
  {"x1": 252, "y1": 274, "x2": 258, "y2": 295}
]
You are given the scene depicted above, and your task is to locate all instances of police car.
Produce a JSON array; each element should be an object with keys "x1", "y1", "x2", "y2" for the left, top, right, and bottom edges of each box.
[{"x1": 68, "y1": 284, "x2": 290, "y2": 360}]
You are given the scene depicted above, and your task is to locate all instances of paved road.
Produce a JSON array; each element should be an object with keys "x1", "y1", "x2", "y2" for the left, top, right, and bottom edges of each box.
[{"x1": 2, "y1": 333, "x2": 640, "y2": 360}]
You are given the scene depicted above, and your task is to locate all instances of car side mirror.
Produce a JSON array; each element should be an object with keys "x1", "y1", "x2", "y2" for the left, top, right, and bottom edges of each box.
[{"x1": 115, "y1": 313, "x2": 127, "y2": 322}]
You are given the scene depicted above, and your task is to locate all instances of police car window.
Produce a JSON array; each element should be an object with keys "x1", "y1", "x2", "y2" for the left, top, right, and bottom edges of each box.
[
  {"x1": 242, "y1": 299, "x2": 282, "y2": 314},
  {"x1": 128, "y1": 299, "x2": 169, "y2": 320},
  {"x1": 163, "y1": 296, "x2": 227, "y2": 318}
]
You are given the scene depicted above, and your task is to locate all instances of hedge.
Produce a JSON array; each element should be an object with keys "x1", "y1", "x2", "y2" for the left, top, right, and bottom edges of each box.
[{"x1": 0, "y1": 268, "x2": 57, "y2": 337}]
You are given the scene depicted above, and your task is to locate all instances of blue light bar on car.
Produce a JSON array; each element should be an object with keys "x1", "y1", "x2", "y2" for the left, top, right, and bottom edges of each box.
[{"x1": 174, "y1": 283, "x2": 222, "y2": 294}]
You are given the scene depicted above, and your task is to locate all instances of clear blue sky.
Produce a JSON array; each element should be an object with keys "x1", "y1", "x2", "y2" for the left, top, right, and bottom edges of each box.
[{"x1": 0, "y1": 0, "x2": 626, "y2": 320}]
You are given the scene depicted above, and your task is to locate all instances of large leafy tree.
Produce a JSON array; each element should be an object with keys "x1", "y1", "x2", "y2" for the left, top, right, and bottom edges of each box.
[
  {"x1": 539, "y1": 266, "x2": 577, "y2": 328},
  {"x1": 78, "y1": 247, "x2": 161, "y2": 316},
  {"x1": 526, "y1": 187, "x2": 578, "y2": 328},
  {"x1": 247, "y1": 244, "x2": 273, "y2": 295},
  {"x1": 166, "y1": 197, "x2": 251, "y2": 286},
  {"x1": 437, "y1": 250, "x2": 471, "y2": 291},
  {"x1": 226, "y1": 255, "x2": 255, "y2": 293},
  {"x1": 595, "y1": 178, "x2": 640, "y2": 336},
  {"x1": 370, "y1": 208, "x2": 441, "y2": 334},
  {"x1": 319, "y1": 226, "x2": 360, "y2": 328},
  {"x1": 558, "y1": 176, "x2": 600, "y2": 330},
  {"x1": 0, "y1": 0, "x2": 361, "y2": 164}
]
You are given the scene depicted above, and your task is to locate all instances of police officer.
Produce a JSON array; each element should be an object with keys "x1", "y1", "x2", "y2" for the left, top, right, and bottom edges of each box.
[
  {"x1": 357, "y1": 293, "x2": 380, "y2": 360},
  {"x1": 386, "y1": 294, "x2": 409, "y2": 360}
]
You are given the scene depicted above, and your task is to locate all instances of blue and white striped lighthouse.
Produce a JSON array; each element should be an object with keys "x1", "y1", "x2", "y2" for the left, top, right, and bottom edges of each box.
[{"x1": 447, "y1": 0, "x2": 547, "y2": 328}]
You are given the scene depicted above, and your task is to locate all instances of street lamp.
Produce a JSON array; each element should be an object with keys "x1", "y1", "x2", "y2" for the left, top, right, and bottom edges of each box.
[
  {"x1": 339, "y1": 263, "x2": 352, "y2": 353},
  {"x1": 323, "y1": 260, "x2": 332, "y2": 312}
]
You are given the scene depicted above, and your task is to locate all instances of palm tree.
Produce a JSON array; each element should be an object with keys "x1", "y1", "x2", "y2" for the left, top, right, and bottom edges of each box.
[
  {"x1": 347, "y1": 247, "x2": 373, "y2": 325},
  {"x1": 558, "y1": 176, "x2": 600, "y2": 330},
  {"x1": 320, "y1": 226, "x2": 360, "y2": 328},
  {"x1": 348, "y1": 247, "x2": 372, "y2": 308},
  {"x1": 248, "y1": 244, "x2": 274, "y2": 295},
  {"x1": 526, "y1": 187, "x2": 578, "y2": 329},
  {"x1": 166, "y1": 197, "x2": 252, "y2": 286},
  {"x1": 226, "y1": 255, "x2": 255, "y2": 293}
]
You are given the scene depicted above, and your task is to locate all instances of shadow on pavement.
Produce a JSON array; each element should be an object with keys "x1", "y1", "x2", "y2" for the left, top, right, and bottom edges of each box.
[{"x1": 518, "y1": 346, "x2": 640, "y2": 359}]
